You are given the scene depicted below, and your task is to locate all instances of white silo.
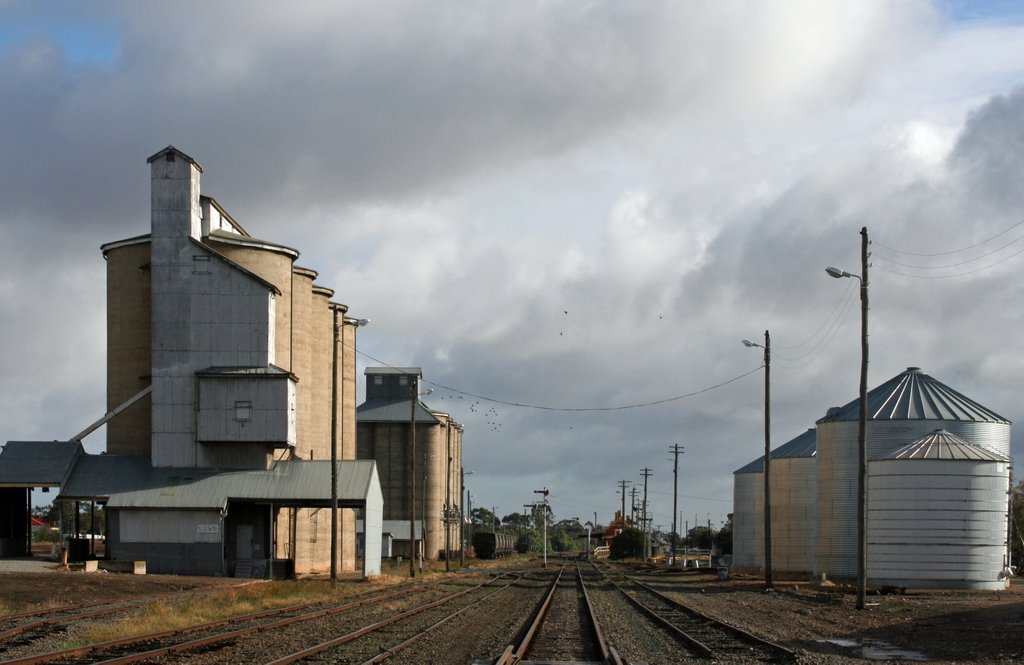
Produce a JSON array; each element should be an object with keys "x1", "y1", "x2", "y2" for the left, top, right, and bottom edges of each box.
[
  {"x1": 732, "y1": 427, "x2": 817, "y2": 576},
  {"x1": 868, "y1": 429, "x2": 1010, "y2": 590},
  {"x1": 732, "y1": 455, "x2": 763, "y2": 571},
  {"x1": 815, "y1": 367, "x2": 1010, "y2": 581}
]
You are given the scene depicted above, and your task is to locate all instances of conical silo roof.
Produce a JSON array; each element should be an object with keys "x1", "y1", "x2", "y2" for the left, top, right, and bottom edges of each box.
[
  {"x1": 816, "y1": 367, "x2": 1009, "y2": 425},
  {"x1": 733, "y1": 427, "x2": 817, "y2": 474},
  {"x1": 876, "y1": 429, "x2": 1010, "y2": 462}
]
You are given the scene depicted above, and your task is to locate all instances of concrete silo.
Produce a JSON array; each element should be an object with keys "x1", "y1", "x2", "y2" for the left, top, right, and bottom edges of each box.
[
  {"x1": 815, "y1": 367, "x2": 1010, "y2": 581},
  {"x1": 868, "y1": 429, "x2": 1010, "y2": 590}
]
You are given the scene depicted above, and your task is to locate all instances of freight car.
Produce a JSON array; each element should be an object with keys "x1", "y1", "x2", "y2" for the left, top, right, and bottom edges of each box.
[{"x1": 472, "y1": 532, "x2": 515, "y2": 559}]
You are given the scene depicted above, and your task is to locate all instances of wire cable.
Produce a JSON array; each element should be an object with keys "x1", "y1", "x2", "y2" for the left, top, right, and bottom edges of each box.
[
  {"x1": 871, "y1": 232, "x2": 1024, "y2": 269},
  {"x1": 773, "y1": 279, "x2": 855, "y2": 352},
  {"x1": 354, "y1": 346, "x2": 763, "y2": 412},
  {"x1": 873, "y1": 242, "x2": 1024, "y2": 278},
  {"x1": 872, "y1": 216, "x2": 1024, "y2": 257}
]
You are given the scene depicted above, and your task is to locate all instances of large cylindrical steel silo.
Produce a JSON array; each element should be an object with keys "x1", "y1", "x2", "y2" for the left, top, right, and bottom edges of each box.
[
  {"x1": 815, "y1": 367, "x2": 1010, "y2": 581},
  {"x1": 732, "y1": 456, "x2": 763, "y2": 571},
  {"x1": 868, "y1": 429, "x2": 1010, "y2": 590}
]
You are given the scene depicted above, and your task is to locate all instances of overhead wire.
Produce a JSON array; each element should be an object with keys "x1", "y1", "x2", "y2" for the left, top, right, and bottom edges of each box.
[
  {"x1": 353, "y1": 345, "x2": 763, "y2": 413},
  {"x1": 872, "y1": 216, "x2": 1024, "y2": 257},
  {"x1": 872, "y1": 215, "x2": 1024, "y2": 278}
]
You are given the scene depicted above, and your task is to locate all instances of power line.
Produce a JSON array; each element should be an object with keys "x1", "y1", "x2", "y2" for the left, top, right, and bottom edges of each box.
[
  {"x1": 871, "y1": 232, "x2": 1024, "y2": 270},
  {"x1": 872, "y1": 216, "x2": 1024, "y2": 257},
  {"x1": 773, "y1": 279, "x2": 854, "y2": 352},
  {"x1": 354, "y1": 346, "x2": 763, "y2": 412},
  {"x1": 873, "y1": 242, "x2": 1024, "y2": 279}
]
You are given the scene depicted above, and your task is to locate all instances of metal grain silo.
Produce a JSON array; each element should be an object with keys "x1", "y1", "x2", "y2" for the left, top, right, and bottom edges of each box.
[
  {"x1": 815, "y1": 367, "x2": 1010, "y2": 581},
  {"x1": 732, "y1": 455, "x2": 763, "y2": 571},
  {"x1": 868, "y1": 429, "x2": 1010, "y2": 590},
  {"x1": 769, "y1": 428, "x2": 817, "y2": 577},
  {"x1": 732, "y1": 428, "x2": 816, "y2": 576}
]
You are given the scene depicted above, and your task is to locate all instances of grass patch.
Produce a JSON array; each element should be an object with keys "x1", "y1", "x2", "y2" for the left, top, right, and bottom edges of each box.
[{"x1": 84, "y1": 580, "x2": 366, "y2": 643}]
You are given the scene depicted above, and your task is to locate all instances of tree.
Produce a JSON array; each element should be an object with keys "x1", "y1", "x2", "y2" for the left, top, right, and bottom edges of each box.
[
  {"x1": 1011, "y1": 480, "x2": 1024, "y2": 570},
  {"x1": 471, "y1": 507, "x2": 499, "y2": 531},
  {"x1": 715, "y1": 514, "x2": 734, "y2": 555},
  {"x1": 501, "y1": 512, "x2": 532, "y2": 532},
  {"x1": 610, "y1": 527, "x2": 644, "y2": 560}
]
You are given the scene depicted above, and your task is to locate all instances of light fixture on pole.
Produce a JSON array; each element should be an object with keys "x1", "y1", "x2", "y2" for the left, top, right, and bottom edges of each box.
[
  {"x1": 331, "y1": 314, "x2": 367, "y2": 587},
  {"x1": 742, "y1": 332, "x2": 772, "y2": 589},
  {"x1": 460, "y1": 469, "x2": 472, "y2": 567},
  {"x1": 826, "y1": 225, "x2": 870, "y2": 611}
]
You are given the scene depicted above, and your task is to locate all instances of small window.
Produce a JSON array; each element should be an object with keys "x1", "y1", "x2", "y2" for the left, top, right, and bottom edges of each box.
[
  {"x1": 398, "y1": 376, "x2": 408, "y2": 388},
  {"x1": 192, "y1": 255, "x2": 211, "y2": 274},
  {"x1": 234, "y1": 401, "x2": 252, "y2": 422},
  {"x1": 374, "y1": 376, "x2": 383, "y2": 387}
]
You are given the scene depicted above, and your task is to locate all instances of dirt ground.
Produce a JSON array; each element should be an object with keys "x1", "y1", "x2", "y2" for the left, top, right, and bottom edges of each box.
[{"x1": 3, "y1": 561, "x2": 1024, "y2": 663}]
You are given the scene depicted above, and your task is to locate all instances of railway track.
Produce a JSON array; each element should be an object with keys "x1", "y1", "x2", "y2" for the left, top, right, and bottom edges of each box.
[
  {"x1": 0, "y1": 583, "x2": 433, "y2": 665},
  {"x1": 268, "y1": 572, "x2": 526, "y2": 664},
  {"x1": 493, "y1": 561, "x2": 622, "y2": 665},
  {"x1": 594, "y1": 562, "x2": 795, "y2": 662}
]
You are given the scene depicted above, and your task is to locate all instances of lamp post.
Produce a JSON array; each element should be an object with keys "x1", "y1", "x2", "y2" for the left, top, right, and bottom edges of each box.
[
  {"x1": 742, "y1": 331, "x2": 772, "y2": 590},
  {"x1": 460, "y1": 469, "x2": 472, "y2": 567},
  {"x1": 330, "y1": 309, "x2": 369, "y2": 587},
  {"x1": 826, "y1": 226, "x2": 870, "y2": 610}
]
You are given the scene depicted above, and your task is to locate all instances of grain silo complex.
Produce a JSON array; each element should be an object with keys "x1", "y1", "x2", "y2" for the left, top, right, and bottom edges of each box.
[
  {"x1": 0, "y1": 146, "x2": 385, "y2": 577},
  {"x1": 733, "y1": 366, "x2": 1012, "y2": 589}
]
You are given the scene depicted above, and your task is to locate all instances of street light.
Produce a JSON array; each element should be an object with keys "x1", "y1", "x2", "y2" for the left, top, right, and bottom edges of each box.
[
  {"x1": 742, "y1": 331, "x2": 772, "y2": 590},
  {"x1": 460, "y1": 469, "x2": 472, "y2": 567},
  {"x1": 826, "y1": 226, "x2": 870, "y2": 611},
  {"x1": 331, "y1": 310, "x2": 368, "y2": 587}
]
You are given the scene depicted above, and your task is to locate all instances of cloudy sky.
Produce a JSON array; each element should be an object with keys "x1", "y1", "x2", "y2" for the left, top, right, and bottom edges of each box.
[{"x1": 3, "y1": 1, "x2": 1024, "y2": 531}]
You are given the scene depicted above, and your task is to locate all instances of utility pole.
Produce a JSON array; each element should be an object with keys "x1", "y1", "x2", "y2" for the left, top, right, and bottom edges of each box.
[
  {"x1": 408, "y1": 376, "x2": 417, "y2": 579},
  {"x1": 445, "y1": 425, "x2": 451, "y2": 572},
  {"x1": 618, "y1": 480, "x2": 629, "y2": 530},
  {"x1": 857, "y1": 226, "x2": 869, "y2": 610},
  {"x1": 641, "y1": 467, "x2": 652, "y2": 561},
  {"x1": 670, "y1": 444, "x2": 684, "y2": 567}
]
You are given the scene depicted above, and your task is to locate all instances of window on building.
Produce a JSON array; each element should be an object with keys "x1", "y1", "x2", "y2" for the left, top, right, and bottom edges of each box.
[
  {"x1": 234, "y1": 401, "x2": 252, "y2": 422},
  {"x1": 374, "y1": 375, "x2": 383, "y2": 387},
  {"x1": 192, "y1": 255, "x2": 211, "y2": 274}
]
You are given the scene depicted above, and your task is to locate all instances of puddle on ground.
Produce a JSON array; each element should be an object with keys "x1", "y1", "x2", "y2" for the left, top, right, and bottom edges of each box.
[{"x1": 823, "y1": 637, "x2": 930, "y2": 661}]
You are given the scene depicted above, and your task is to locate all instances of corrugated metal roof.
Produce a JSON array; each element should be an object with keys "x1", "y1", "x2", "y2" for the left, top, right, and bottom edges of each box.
[
  {"x1": 357, "y1": 399, "x2": 440, "y2": 424},
  {"x1": 59, "y1": 456, "x2": 379, "y2": 509},
  {"x1": 816, "y1": 367, "x2": 1009, "y2": 424},
  {"x1": 733, "y1": 428, "x2": 817, "y2": 474},
  {"x1": 0, "y1": 441, "x2": 84, "y2": 486},
  {"x1": 876, "y1": 429, "x2": 1010, "y2": 462}
]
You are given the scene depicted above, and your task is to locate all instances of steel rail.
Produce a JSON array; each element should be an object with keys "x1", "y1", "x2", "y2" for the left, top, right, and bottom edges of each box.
[
  {"x1": 623, "y1": 573, "x2": 796, "y2": 660},
  {"x1": 576, "y1": 560, "x2": 624, "y2": 665},
  {"x1": 594, "y1": 563, "x2": 715, "y2": 658},
  {"x1": 492, "y1": 561, "x2": 566, "y2": 665},
  {"x1": 267, "y1": 573, "x2": 518, "y2": 665},
  {"x1": 0, "y1": 585, "x2": 428, "y2": 665},
  {"x1": 360, "y1": 574, "x2": 522, "y2": 664}
]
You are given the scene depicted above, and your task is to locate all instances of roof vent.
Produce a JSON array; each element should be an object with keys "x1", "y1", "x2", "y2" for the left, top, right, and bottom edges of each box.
[{"x1": 906, "y1": 367, "x2": 921, "y2": 373}]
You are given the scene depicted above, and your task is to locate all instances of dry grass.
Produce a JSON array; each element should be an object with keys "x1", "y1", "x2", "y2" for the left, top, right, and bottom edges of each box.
[{"x1": 84, "y1": 580, "x2": 366, "y2": 643}]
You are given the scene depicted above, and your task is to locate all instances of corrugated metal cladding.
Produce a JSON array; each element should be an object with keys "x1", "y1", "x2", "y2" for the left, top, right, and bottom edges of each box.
[
  {"x1": 732, "y1": 428, "x2": 817, "y2": 574},
  {"x1": 869, "y1": 429, "x2": 1010, "y2": 590},
  {"x1": 815, "y1": 367, "x2": 1011, "y2": 582},
  {"x1": 357, "y1": 399, "x2": 440, "y2": 424}
]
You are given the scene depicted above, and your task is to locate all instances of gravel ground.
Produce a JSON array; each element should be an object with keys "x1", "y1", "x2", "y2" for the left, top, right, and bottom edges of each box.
[{"x1": 4, "y1": 559, "x2": 1024, "y2": 664}]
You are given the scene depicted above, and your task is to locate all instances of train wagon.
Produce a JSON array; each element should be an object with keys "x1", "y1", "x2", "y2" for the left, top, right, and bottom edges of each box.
[{"x1": 472, "y1": 532, "x2": 515, "y2": 559}]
